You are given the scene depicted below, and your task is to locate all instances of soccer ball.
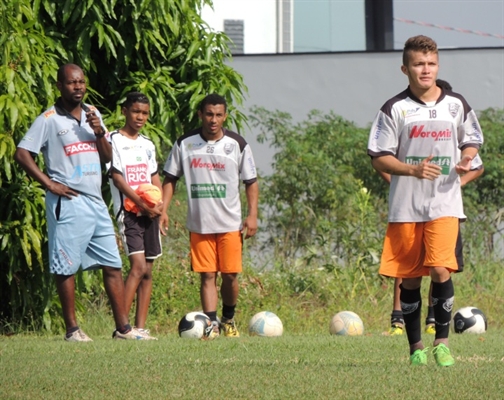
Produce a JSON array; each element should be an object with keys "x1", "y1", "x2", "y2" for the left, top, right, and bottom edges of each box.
[
  {"x1": 453, "y1": 307, "x2": 487, "y2": 334},
  {"x1": 178, "y1": 311, "x2": 213, "y2": 339},
  {"x1": 329, "y1": 311, "x2": 364, "y2": 336},
  {"x1": 248, "y1": 311, "x2": 283, "y2": 337}
]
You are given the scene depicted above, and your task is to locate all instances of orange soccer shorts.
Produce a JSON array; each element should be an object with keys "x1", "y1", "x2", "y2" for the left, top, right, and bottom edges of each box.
[
  {"x1": 379, "y1": 217, "x2": 459, "y2": 279},
  {"x1": 190, "y1": 231, "x2": 243, "y2": 273}
]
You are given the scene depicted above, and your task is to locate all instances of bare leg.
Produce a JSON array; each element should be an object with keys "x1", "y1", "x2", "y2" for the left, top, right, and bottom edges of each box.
[
  {"x1": 393, "y1": 277, "x2": 402, "y2": 311},
  {"x1": 220, "y1": 273, "x2": 239, "y2": 307},
  {"x1": 134, "y1": 260, "x2": 154, "y2": 328},
  {"x1": 102, "y1": 266, "x2": 129, "y2": 328},
  {"x1": 200, "y1": 272, "x2": 218, "y2": 312},
  {"x1": 55, "y1": 274, "x2": 77, "y2": 331},
  {"x1": 123, "y1": 253, "x2": 148, "y2": 324}
]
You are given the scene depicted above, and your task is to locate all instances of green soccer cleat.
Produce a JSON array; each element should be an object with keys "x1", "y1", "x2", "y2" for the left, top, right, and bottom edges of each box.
[
  {"x1": 410, "y1": 348, "x2": 429, "y2": 366},
  {"x1": 433, "y1": 343, "x2": 455, "y2": 367}
]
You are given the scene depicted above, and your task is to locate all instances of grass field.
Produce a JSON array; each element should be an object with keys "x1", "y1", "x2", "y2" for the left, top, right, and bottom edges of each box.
[{"x1": 2, "y1": 328, "x2": 503, "y2": 400}]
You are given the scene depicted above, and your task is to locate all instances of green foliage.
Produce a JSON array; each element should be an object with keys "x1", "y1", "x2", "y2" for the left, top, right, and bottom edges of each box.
[
  {"x1": 1, "y1": 0, "x2": 247, "y2": 330},
  {"x1": 251, "y1": 107, "x2": 387, "y2": 274}
]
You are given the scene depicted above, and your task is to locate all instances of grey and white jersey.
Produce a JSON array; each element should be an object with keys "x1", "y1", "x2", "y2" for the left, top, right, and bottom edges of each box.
[
  {"x1": 368, "y1": 87, "x2": 483, "y2": 222},
  {"x1": 17, "y1": 99, "x2": 109, "y2": 200},
  {"x1": 163, "y1": 128, "x2": 257, "y2": 234}
]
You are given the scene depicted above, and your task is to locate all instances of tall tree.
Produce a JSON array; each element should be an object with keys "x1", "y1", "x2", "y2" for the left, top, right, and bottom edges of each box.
[{"x1": 0, "y1": 0, "x2": 247, "y2": 330}]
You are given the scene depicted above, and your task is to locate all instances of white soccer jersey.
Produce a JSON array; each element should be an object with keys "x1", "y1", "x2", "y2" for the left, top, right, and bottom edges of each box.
[
  {"x1": 17, "y1": 99, "x2": 109, "y2": 200},
  {"x1": 367, "y1": 87, "x2": 483, "y2": 222},
  {"x1": 109, "y1": 130, "x2": 158, "y2": 216},
  {"x1": 163, "y1": 128, "x2": 257, "y2": 234}
]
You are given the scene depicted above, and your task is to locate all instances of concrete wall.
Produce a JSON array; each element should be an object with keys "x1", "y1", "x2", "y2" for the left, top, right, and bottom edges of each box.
[{"x1": 228, "y1": 48, "x2": 504, "y2": 175}]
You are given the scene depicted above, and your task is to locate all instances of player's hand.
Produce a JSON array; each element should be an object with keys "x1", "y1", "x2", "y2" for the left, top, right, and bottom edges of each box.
[
  {"x1": 85, "y1": 110, "x2": 105, "y2": 137},
  {"x1": 159, "y1": 214, "x2": 169, "y2": 236},
  {"x1": 413, "y1": 155, "x2": 442, "y2": 180},
  {"x1": 455, "y1": 155, "x2": 473, "y2": 175},
  {"x1": 47, "y1": 181, "x2": 79, "y2": 199},
  {"x1": 242, "y1": 215, "x2": 258, "y2": 239},
  {"x1": 138, "y1": 202, "x2": 162, "y2": 219}
]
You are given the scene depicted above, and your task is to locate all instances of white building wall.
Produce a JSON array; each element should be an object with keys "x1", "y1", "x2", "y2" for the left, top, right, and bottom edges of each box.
[{"x1": 201, "y1": 0, "x2": 278, "y2": 54}]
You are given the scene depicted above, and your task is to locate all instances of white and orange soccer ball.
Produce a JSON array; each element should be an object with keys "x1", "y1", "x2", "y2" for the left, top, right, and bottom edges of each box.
[{"x1": 329, "y1": 311, "x2": 364, "y2": 336}]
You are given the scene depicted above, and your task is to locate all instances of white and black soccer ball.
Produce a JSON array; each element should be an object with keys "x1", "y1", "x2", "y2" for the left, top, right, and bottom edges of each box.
[
  {"x1": 453, "y1": 307, "x2": 487, "y2": 334},
  {"x1": 248, "y1": 311, "x2": 283, "y2": 337},
  {"x1": 329, "y1": 311, "x2": 364, "y2": 336},
  {"x1": 178, "y1": 311, "x2": 213, "y2": 339}
]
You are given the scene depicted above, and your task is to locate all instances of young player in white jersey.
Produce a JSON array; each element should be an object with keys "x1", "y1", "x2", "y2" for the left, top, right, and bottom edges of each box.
[
  {"x1": 367, "y1": 36, "x2": 483, "y2": 366},
  {"x1": 383, "y1": 80, "x2": 485, "y2": 337},
  {"x1": 15, "y1": 64, "x2": 146, "y2": 341},
  {"x1": 109, "y1": 92, "x2": 162, "y2": 340},
  {"x1": 161, "y1": 94, "x2": 259, "y2": 338}
]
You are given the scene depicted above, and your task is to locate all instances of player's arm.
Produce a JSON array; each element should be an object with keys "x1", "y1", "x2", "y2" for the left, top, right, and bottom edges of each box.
[
  {"x1": 455, "y1": 147, "x2": 479, "y2": 175},
  {"x1": 243, "y1": 180, "x2": 259, "y2": 239},
  {"x1": 371, "y1": 154, "x2": 441, "y2": 181},
  {"x1": 84, "y1": 108, "x2": 112, "y2": 163},
  {"x1": 160, "y1": 175, "x2": 177, "y2": 236},
  {"x1": 14, "y1": 148, "x2": 78, "y2": 199},
  {"x1": 377, "y1": 170, "x2": 391, "y2": 185},
  {"x1": 111, "y1": 170, "x2": 161, "y2": 219},
  {"x1": 461, "y1": 166, "x2": 484, "y2": 187}
]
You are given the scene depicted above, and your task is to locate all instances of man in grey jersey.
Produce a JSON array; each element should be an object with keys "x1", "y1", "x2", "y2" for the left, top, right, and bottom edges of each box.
[
  {"x1": 15, "y1": 64, "x2": 146, "y2": 341},
  {"x1": 367, "y1": 36, "x2": 483, "y2": 366},
  {"x1": 161, "y1": 94, "x2": 259, "y2": 338}
]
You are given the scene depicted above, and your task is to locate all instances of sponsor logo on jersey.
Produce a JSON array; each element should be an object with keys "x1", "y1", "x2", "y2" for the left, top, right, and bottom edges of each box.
[
  {"x1": 44, "y1": 110, "x2": 56, "y2": 118},
  {"x1": 70, "y1": 163, "x2": 101, "y2": 179},
  {"x1": 405, "y1": 156, "x2": 451, "y2": 175},
  {"x1": 247, "y1": 157, "x2": 256, "y2": 175},
  {"x1": 64, "y1": 141, "x2": 98, "y2": 156},
  {"x1": 126, "y1": 164, "x2": 149, "y2": 186},
  {"x1": 409, "y1": 125, "x2": 452, "y2": 141},
  {"x1": 448, "y1": 103, "x2": 460, "y2": 118},
  {"x1": 224, "y1": 143, "x2": 235, "y2": 154},
  {"x1": 401, "y1": 107, "x2": 420, "y2": 118},
  {"x1": 190, "y1": 158, "x2": 225, "y2": 171},
  {"x1": 190, "y1": 184, "x2": 226, "y2": 198},
  {"x1": 186, "y1": 142, "x2": 205, "y2": 150},
  {"x1": 471, "y1": 122, "x2": 483, "y2": 142},
  {"x1": 57, "y1": 129, "x2": 69, "y2": 136},
  {"x1": 373, "y1": 115, "x2": 384, "y2": 140}
]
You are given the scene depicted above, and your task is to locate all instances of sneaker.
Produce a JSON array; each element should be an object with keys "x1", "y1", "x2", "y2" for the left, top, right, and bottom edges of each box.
[
  {"x1": 112, "y1": 327, "x2": 147, "y2": 340},
  {"x1": 135, "y1": 328, "x2": 158, "y2": 340},
  {"x1": 433, "y1": 343, "x2": 455, "y2": 367},
  {"x1": 410, "y1": 348, "x2": 429, "y2": 366},
  {"x1": 206, "y1": 321, "x2": 220, "y2": 340},
  {"x1": 65, "y1": 328, "x2": 93, "y2": 342},
  {"x1": 221, "y1": 318, "x2": 240, "y2": 337},
  {"x1": 388, "y1": 324, "x2": 404, "y2": 336},
  {"x1": 424, "y1": 324, "x2": 436, "y2": 335}
]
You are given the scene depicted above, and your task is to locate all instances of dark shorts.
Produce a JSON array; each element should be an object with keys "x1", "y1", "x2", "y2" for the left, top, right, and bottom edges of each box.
[{"x1": 117, "y1": 210, "x2": 162, "y2": 260}]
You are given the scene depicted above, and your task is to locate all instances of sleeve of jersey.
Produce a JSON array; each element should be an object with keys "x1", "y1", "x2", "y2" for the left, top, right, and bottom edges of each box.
[
  {"x1": 367, "y1": 109, "x2": 398, "y2": 157},
  {"x1": 239, "y1": 144, "x2": 258, "y2": 183},
  {"x1": 110, "y1": 137, "x2": 123, "y2": 174},
  {"x1": 458, "y1": 109, "x2": 484, "y2": 150},
  {"x1": 17, "y1": 114, "x2": 48, "y2": 154},
  {"x1": 163, "y1": 142, "x2": 183, "y2": 179},
  {"x1": 148, "y1": 142, "x2": 158, "y2": 176}
]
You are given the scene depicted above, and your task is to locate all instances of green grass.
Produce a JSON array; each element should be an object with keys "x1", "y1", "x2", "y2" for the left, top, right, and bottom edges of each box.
[{"x1": 2, "y1": 330, "x2": 503, "y2": 399}]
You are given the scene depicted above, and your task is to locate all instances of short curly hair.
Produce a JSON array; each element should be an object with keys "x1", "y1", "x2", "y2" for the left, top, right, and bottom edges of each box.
[{"x1": 402, "y1": 35, "x2": 438, "y2": 66}]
